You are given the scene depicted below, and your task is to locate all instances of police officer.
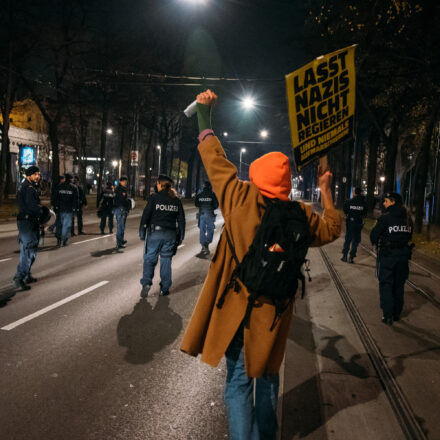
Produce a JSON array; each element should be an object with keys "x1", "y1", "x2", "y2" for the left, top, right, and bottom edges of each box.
[
  {"x1": 139, "y1": 174, "x2": 185, "y2": 298},
  {"x1": 13, "y1": 166, "x2": 43, "y2": 290},
  {"x1": 342, "y1": 187, "x2": 368, "y2": 263},
  {"x1": 370, "y1": 192, "x2": 413, "y2": 325},
  {"x1": 71, "y1": 176, "x2": 87, "y2": 235},
  {"x1": 195, "y1": 180, "x2": 218, "y2": 256},
  {"x1": 98, "y1": 182, "x2": 115, "y2": 234},
  {"x1": 53, "y1": 173, "x2": 78, "y2": 247},
  {"x1": 49, "y1": 175, "x2": 65, "y2": 234},
  {"x1": 114, "y1": 176, "x2": 131, "y2": 248}
]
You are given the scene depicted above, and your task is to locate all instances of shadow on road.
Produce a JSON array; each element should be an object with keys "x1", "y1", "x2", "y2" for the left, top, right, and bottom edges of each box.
[
  {"x1": 91, "y1": 247, "x2": 123, "y2": 258},
  {"x1": 0, "y1": 288, "x2": 16, "y2": 307},
  {"x1": 117, "y1": 296, "x2": 182, "y2": 364},
  {"x1": 283, "y1": 313, "x2": 396, "y2": 438}
]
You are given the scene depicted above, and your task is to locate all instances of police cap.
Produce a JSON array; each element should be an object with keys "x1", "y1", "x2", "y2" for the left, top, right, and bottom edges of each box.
[
  {"x1": 158, "y1": 174, "x2": 174, "y2": 185},
  {"x1": 25, "y1": 166, "x2": 40, "y2": 176},
  {"x1": 384, "y1": 192, "x2": 403, "y2": 205}
]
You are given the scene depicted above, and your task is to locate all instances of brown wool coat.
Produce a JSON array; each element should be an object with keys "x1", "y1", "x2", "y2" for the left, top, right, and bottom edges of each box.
[{"x1": 180, "y1": 136, "x2": 341, "y2": 377}]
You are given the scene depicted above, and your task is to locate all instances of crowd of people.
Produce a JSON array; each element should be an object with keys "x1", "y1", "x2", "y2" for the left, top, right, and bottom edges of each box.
[{"x1": 11, "y1": 89, "x2": 414, "y2": 440}]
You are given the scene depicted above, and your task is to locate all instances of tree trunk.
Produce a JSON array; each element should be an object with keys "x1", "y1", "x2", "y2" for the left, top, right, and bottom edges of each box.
[
  {"x1": 414, "y1": 108, "x2": 439, "y2": 233},
  {"x1": 185, "y1": 147, "x2": 197, "y2": 198},
  {"x1": 176, "y1": 156, "x2": 182, "y2": 191},
  {"x1": 0, "y1": 37, "x2": 14, "y2": 205},
  {"x1": 366, "y1": 130, "x2": 379, "y2": 214},
  {"x1": 143, "y1": 119, "x2": 155, "y2": 199},
  {"x1": 97, "y1": 93, "x2": 109, "y2": 206},
  {"x1": 49, "y1": 123, "x2": 60, "y2": 189},
  {"x1": 78, "y1": 118, "x2": 88, "y2": 189},
  {"x1": 384, "y1": 118, "x2": 399, "y2": 193}
]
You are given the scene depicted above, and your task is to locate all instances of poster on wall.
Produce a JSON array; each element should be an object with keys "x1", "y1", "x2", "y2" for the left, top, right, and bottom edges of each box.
[{"x1": 20, "y1": 146, "x2": 36, "y2": 166}]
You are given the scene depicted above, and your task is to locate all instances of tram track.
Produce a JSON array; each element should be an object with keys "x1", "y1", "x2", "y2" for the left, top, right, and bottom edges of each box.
[{"x1": 319, "y1": 246, "x2": 428, "y2": 440}]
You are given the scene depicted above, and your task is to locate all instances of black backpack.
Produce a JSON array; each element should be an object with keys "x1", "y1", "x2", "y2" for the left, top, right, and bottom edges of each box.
[{"x1": 216, "y1": 199, "x2": 312, "y2": 331}]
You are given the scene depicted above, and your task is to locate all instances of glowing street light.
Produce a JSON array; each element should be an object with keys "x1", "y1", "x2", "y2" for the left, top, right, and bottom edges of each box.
[
  {"x1": 157, "y1": 145, "x2": 161, "y2": 174},
  {"x1": 112, "y1": 160, "x2": 118, "y2": 168},
  {"x1": 239, "y1": 148, "x2": 246, "y2": 179},
  {"x1": 379, "y1": 175, "x2": 385, "y2": 194},
  {"x1": 223, "y1": 132, "x2": 228, "y2": 137},
  {"x1": 241, "y1": 96, "x2": 256, "y2": 110},
  {"x1": 260, "y1": 129, "x2": 268, "y2": 138},
  {"x1": 106, "y1": 128, "x2": 113, "y2": 135}
]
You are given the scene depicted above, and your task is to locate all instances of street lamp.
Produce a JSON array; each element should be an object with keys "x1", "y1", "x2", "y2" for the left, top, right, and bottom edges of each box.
[
  {"x1": 223, "y1": 132, "x2": 228, "y2": 137},
  {"x1": 239, "y1": 148, "x2": 246, "y2": 179},
  {"x1": 260, "y1": 129, "x2": 268, "y2": 139},
  {"x1": 241, "y1": 96, "x2": 255, "y2": 110},
  {"x1": 380, "y1": 175, "x2": 385, "y2": 195},
  {"x1": 106, "y1": 128, "x2": 113, "y2": 135},
  {"x1": 157, "y1": 145, "x2": 161, "y2": 174}
]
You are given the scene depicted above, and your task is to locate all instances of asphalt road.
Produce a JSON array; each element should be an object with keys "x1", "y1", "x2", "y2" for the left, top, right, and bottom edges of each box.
[
  {"x1": 0, "y1": 204, "x2": 229, "y2": 440},
  {"x1": 2, "y1": 203, "x2": 440, "y2": 439}
]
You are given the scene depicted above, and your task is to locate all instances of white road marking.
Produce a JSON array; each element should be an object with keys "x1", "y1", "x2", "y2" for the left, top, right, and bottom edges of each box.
[
  {"x1": 73, "y1": 235, "x2": 113, "y2": 245},
  {"x1": 0, "y1": 258, "x2": 12, "y2": 263},
  {"x1": 1, "y1": 281, "x2": 109, "y2": 331}
]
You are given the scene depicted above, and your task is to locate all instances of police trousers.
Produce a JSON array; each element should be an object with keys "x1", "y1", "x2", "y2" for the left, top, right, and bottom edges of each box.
[
  {"x1": 14, "y1": 220, "x2": 39, "y2": 281},
  {"x1": 377, "y1": 252, "x2": 409, "y2": 319},
  {"x1": 342, "y1": 220, "x2": 363, "y2": 258}
]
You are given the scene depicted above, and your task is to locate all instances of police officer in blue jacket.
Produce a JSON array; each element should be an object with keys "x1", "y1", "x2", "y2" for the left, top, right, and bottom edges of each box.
[
  {"x1": 13, "y1": 166, "x2": 43, "y2": 290},
  {"x1": 195, "y1": 180, "x2": 218, "y2": 256},
  {"x1": 98, "y1": 182, "x2": 115, "y2": 234},
  {"x1": 139, "y1": 174, "x2": 185, "y2": 298},
  {"x1": 370, "y1": 192, "x2": 413, "y2": 325},
  {"x1": 114, "y1": 176, "x2": 131, "y2": 248},
  {"x1": 342, "y1": 187, "x2": 367, "y2": 263},
  {"x1": 53, "y1": 173, "x2": 78, "y2": 247},
  {"x1": 71, "y1": 176, "x2": 87, "y2": 235}
]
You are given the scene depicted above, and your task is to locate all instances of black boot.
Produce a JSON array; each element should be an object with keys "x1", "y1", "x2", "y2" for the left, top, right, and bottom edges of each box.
[
  {"x1": 341, "y1": 254, "x2": 347, "y2": 262},
  {"x1": 25, "y1": 275, "x2": 38, "y2": 283},
  {"x1": 381, "y1": 316, "x2": 393, "y2": 325},
  {"x1": 13, "y1": 279, "x2": 31, "y2": 291},
  {"x1": 349, "y1": 257, "x2": 354, "y2": 264}
]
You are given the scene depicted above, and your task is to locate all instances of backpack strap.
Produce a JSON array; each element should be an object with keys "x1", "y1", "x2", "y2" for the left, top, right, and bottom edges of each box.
[
  {"x1": 216, "y1": 228, "x2": 241, "y2": 309},
  {"x1": 224, "y1": 227, "x2": 240, "y2": 266}
]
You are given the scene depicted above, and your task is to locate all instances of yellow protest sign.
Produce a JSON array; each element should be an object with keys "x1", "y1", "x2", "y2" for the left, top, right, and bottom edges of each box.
[{"x1": 286, "y1": 45, "x2": 356, "y2": 170}]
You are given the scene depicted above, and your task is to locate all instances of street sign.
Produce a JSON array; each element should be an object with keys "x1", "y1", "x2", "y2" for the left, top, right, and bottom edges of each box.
[{"x1": 131, "y1": 150, "x2": 139, "y2": 166}]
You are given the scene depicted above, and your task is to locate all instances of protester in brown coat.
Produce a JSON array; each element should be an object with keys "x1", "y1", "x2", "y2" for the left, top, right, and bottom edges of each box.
[{"x1": 180, "y1": 89, "x2": 341, "y2": 440}]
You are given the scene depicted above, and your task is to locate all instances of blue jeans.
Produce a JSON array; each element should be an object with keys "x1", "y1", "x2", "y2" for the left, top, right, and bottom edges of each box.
[
  {"x1": 60, "y1": 212, "x2": 73, "y2": 242},
  {"x1": 199, "y1": 212, "x2": 215, "y2": 245},
  {"x1": 140, "y1": 229, "x2": 176, "y2": 291},
  {"x1": 225, "y1": 325, "x2": 279, "y2": 440},
  {"x1": 14, "y1": 220, "x2": 39, "y2": 281},
  {"x1": 342, "y1": 220, "x2": 363, "y2": 258},
  {"x1": 115, "y1": 208, "x2": 127, "y2": 246}
]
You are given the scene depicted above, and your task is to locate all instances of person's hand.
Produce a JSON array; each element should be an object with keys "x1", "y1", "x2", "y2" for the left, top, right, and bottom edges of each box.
[
  {"x1": 196, "y1": 89, "x2": 218, "y2": 107},
  {"x1": 318, "y1": 166, "x2": 332, "y2": 192}
]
